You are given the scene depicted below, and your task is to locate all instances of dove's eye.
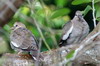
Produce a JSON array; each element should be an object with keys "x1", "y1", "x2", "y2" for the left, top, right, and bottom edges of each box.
[{"x1": 15, "y1": 25, "x2": 18, "y2": 27}]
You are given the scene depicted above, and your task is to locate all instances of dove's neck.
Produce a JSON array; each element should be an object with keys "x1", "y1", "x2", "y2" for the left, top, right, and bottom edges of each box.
[
  {"x1": 73, "y1": 16, "x2": 79, "y2": 20},
  {"x1": 73, "y1": 15, "x2": 84, "y2": 22}
]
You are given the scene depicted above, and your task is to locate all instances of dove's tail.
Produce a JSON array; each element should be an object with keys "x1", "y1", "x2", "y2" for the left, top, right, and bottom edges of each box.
[
  {"x1": 29, "y1": 50, "x2": 38, "y2": 60},
  {"x1": 30, "y1": 50, "x2": 43, "y2": 61}
]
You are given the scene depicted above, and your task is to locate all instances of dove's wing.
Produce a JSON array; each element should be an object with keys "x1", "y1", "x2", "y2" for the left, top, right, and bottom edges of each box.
[
  {"x1": 59, "y1": 21, "x2": 73, "y2": 46},
  {"x1": 19, "y1": 28, "x2": 39, "y2": 60},
  {"x1": 17, "y1": 28, "x2": 38, "y2": 51},
  {"x1": 21, "y1": 34, "x2": 38, "y2": 51},
  {"x1": 62, "y1": 21, "x2": 73, "y2": 40},
  {"x1": 10, "y1": 28, "x2": 38, "y2": 51},
  {"x1": 10, "y1": 28, "x2": 25, "y2": 48}
]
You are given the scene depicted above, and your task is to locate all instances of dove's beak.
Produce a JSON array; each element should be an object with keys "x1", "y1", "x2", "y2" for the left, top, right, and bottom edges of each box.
[
  {"x1": 11, "y1": 27, "x2": 15, "y2": 30},
  {"x1": 78, "y1": 15, "x2": 82, "y2": 19}
]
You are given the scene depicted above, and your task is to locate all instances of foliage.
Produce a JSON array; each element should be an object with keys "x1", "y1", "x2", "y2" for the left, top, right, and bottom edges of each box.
[
  {"x1": 1, "y1": 0, "x2": 100, "y2": 65},
  {"x1": 72, "y1": 0, "x2": 100, "y2": 21},
  {"x1": 3, "y1": 0, "x2": 71, "y2": 51}
]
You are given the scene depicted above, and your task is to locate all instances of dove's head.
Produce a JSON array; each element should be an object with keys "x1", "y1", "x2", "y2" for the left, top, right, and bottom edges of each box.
[
  {"x1": 11, "y1": 22, "x2": 26, "y2": 30},
  {"x1": 75, "y1": 11, "x2": 83, "y2": 19},
  {"x1": 75, "y1": 11, "x2": 82, "y2": 16}
]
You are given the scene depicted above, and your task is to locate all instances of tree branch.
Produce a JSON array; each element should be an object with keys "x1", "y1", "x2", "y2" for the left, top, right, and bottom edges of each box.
[{"x1": 2, "y1": 22, "x2": 100, "y2": 66}]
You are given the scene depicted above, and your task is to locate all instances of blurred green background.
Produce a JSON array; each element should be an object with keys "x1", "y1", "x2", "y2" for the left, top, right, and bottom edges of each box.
[{"x1": 0, "y1": 0, "x2": 100, "y2": 56}]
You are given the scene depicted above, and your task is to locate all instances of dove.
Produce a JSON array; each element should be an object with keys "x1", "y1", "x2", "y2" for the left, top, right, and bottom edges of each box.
[
  {"x1": 10, "y1": 22, "x2": 39, "y2": 60},
  {"x1": 59, "y1": 11, "x2": 89, "y2": 47}
]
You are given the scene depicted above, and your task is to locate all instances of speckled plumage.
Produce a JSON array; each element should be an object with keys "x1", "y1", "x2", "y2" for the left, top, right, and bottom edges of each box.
[
  {"x1": 59, "y1": 11, "x2": 89, "y2": 47},
  {"x1": 10, "y1": 22, "x2": 38, "y2": 60}
]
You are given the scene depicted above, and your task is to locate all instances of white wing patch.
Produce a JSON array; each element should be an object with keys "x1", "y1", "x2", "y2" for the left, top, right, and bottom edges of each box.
[
  {"x1": 11, "y1": 41, "x2": 19, "y2": 47},
  {"x1": 62, "y1": 23, "x2": 74, "y2": 40}
]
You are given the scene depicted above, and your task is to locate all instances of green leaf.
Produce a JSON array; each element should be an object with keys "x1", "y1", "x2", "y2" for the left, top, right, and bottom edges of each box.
[
  {"x1": 95, "y1": 5, "x2": 100, "y2": 20},
  {"x1": 66, "y1": 50, "x2": 75, "y2": 59},
  {"x1": 72, "y1": 0, "x2": 100, "y2": 5},
  {"x1": 21, "y1": 7, "x2": 30, "y2": 15},
  {"x1": 83, "y1": 5, "x2": 92, "y2": 17},
  {"x1": 52, "y1": 18, "x2": 65, "y2": 28},
  {"x1": 36, "y1": 9, "x2": 45, "y2": 17},
  {"x1": 94, "y1": 4, "x2": 100, "y2": 21},
  {"x1": 51, "y1": 8, "x2": 70, "y2": 19},
  {"x1": 94, "y1": 0, "x2": 100, "y2": 3},
  {"x1": 3, "y1": 25, "x2": 10, "y2": 32},
  {"x1": 55, "y1": 0, "x2": 68, "y2": 7},
  {"x1": 72, "y1": 0, "x2": 91, "y2": 5},
  {"x1": 96, "y1": 17, "x2": 100, "y2": 21}
]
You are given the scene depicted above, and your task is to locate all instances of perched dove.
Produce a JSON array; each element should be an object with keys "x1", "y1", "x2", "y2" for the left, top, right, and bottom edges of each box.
[
  {"x1": 10, "y1": 22, "x2": 38, "y2": 60},
  {"x1": 59, "y1": 11, "x2": 89, "y2": 47}
]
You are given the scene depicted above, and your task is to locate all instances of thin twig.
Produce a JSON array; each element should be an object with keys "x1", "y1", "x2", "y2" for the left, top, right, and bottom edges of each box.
[
  {"x1": 27, "y1": 0, "x2": 51, "y2": 50},
  {"x1": 92, "y1": 0, "x2": 96, "y2": 27},
  {"x1": 39, "y1": 0, "x2": 58, "y2": 48},
  {"x1": 35, "y1": 38, "x2": 42, "y2": 66}
]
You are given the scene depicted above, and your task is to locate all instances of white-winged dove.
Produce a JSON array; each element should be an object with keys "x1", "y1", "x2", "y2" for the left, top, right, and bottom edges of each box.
[
  {"x1": 10, "y1": 22, "x2": 38, "y2": 60},
  {"x1": 59, "y1": 11, "x2": 89, "y2": 47}
]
